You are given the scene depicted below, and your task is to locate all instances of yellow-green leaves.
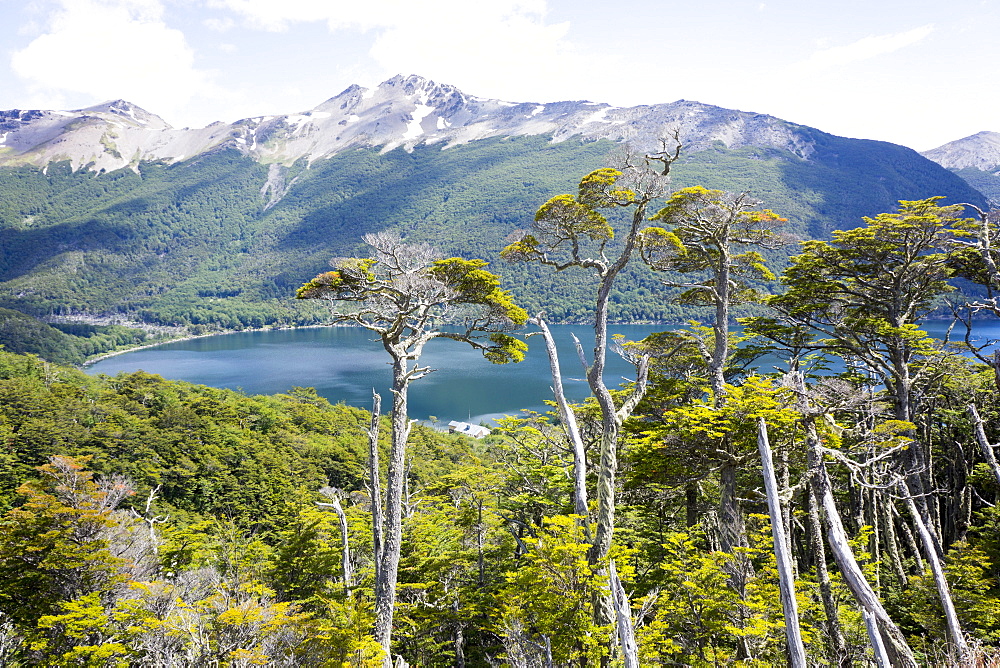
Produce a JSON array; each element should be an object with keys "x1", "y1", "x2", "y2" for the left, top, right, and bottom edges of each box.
[
  {"x1": 428, "y1": 257, "x2": 528, "y2": 327},
  {"x1": 578, "y1": 167, "x2": 636, "y2": 207},
  {"x1": 643, "y1": 185, "x2": 785, "y2": 307},
  {"x1": 295, "y1": 270, "x2": 343, "y2": 299},
  {"x1": 651, "y1": 185, "x2": 716, "y2": 221},
  {"x1": 501, "y1": 166, "x2": 659, "y2": 274},
  {"x1": 496, "y1": 514, "x2": 618, "y2": 665},
  {"x1": 534, "y1": 194, "x2": 613, "y2": 242},
  {"x1": 295, "y1": 258, "x2": 378, "y2": 300},
  {"x1": 485, "y1": 332, "x2": 528, "y2": 364},
  {"x1": 638, "y1": 225, "x2": 685, "y2": 267}
]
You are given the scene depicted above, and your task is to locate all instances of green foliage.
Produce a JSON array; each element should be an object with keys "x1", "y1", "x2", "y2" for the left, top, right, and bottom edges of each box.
[
  {"x1": 0, "y1": 457, "x2": 127, "y2": 633},
  {"x1": 392, "y1": 465, "x2": 513, "y2": 666},
  {"x1": 629, "y1": 376, "x2": 799, "y2": 489},
  {"x1": 0, "y1": 131, "x2": 985, "y2": 331},
  {"x1": 0, "y1": 349, "x2": 372, "y2": 522},
  {"x1": 770, "y1": 198, "x2": 964, "y2": 324},
  {"x1": 898, "y1": 541, "x2": 1000, "y2": 646},
  {"x1": 495, "y1": 515, "x2": 614, "y2": 666},
  {"x1": 0, "y1": 308, "x2": 83, "y2": 364}
]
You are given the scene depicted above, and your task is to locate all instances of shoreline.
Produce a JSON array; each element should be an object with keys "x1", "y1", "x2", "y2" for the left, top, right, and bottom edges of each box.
[
  {"x1": 78, "y1": 313, "x2": 976, "y2": 369},
  {"x1": 80, "y1": 324, "x2": 330, "y2": 367},
  {"x1": 78, "y1": 320, "x2": 686, "y2": 368}
]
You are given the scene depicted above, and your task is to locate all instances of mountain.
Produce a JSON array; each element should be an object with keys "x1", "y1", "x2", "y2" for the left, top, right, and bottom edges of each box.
[
  {"x1": 0, "y1": 75, "x2": 988, "y2": 337},
  {"x1": 922, "y1": 131, "x2": 1000, "y2": 203},
  {"x1": 0, "y1": 74, "x2": 820, "y2": 173}
]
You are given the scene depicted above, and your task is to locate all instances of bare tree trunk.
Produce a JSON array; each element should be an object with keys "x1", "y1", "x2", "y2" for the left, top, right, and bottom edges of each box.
[
  {"x1": 534, "y1": 315, "x2": 589, "y2": 519},
  {"x1": 806, "y1": 419, "x2": 917, "y2": 668},
  {"x1": 779, "y1": 450, "x2": 795, "y2": 576},
  {"x1": 453, "y1": 600, "x2": 466, "y2": 668},
  {"x1": 807, "y1": 480, "x2": 848, "y2": 666},
  {"x1": 374, "y1": 365, "x2": 413, "y2": 667},
  {"x1": 718, "y1": 458, "x2": 746, "y2": 555},
  {"x1": 758, "y1": 419, "x2": 807, "y2": 667},
  {"x1": 864, "y1": 609, "x2": 892, "y2": 668},
  {"x1": 719, "y1": 451, "x2": 753, "y2": 662},
  {"x1": 866, "y1": 487, "x2": 882, "y2": 591},
  {"x1": 609, "y1": 560, "x2": 639, "y2": 668},
  {"x1": 894, "y1": 504, "x2": 925, "y2": 572},
  {"x1": 332, "y1": 497, "x2": 352, "y2": 592},
  {"x1": 820, "y1": 475, "x2": 916, "y2": 667},
  {"x1": 685, "y1": 483, "x2": 699, "y2": 528},
  {"x1": 586, "y1": 193, "x2": 652, "y2": 572},
  {"x1": 369, "y1": 390, "x2": 384, "y2": 581},
  {"x1": 899, "y1": 481, "x2": 970, "y2": 663},
  {"x1": 318, "y1": 490, "x2": 354, "y2": 594},
  {"x1": 879, "y1": 496, "x2": 908, "y2": 588}
]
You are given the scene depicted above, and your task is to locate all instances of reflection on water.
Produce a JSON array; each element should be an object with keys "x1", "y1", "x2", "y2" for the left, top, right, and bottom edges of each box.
[{"x1": 86, "y1": 321, "x2": 1000, "y2": 426}]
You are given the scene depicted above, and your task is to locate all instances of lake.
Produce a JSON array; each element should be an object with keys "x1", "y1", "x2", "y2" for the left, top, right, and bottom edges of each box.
[{"x1": 86, "y1": 321, "x2": 1000, "y2": 426}]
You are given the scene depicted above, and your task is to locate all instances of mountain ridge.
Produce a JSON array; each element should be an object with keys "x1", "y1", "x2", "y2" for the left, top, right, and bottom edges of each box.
[
  {"x1": 0, "y1": 74, "x2": 989, "y2": 339},
  {"x1": 921, "y1": 132, "x2": 1000, "y2": 204},
  {"x1": 923, "y1": 131, "x2": 1000, "y2": 171},
  {"x1": 1, "y1": 74, "x2": 825, "y2": 173}
]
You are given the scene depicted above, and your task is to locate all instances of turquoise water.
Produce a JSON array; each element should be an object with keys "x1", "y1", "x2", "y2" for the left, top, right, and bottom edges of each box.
[
  {"x1": 87, "y1": 325, "x2": 664, "y2": 424},
  {"x1": 86, "y1": 321, "x2": 1000, "y2": 425}
]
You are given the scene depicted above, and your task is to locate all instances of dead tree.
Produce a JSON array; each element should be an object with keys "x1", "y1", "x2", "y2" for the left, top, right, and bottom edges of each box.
[
  {"x1": 298, "y1": 233, "x2": 527, "y2": 665},
  {"x1": 318, "y1": 487, "x2": 354, "y2": 594},
  {"x1": 757, "y1": 418, "x2": 807, "y2": 667}
]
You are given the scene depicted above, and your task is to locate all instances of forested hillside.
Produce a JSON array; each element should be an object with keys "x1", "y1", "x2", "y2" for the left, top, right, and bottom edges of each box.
[
  {"x1": 0, "y1": 130, "x2": 986, "y2": 347},
  {"x1": 2, "y1": 164, "x2": 1000, "y2": 665}
]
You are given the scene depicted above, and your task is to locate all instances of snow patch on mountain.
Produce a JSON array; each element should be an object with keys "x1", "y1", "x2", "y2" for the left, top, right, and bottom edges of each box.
[
  {"x1": 0, "y1": 74, "x2": 821, "y2": 172},
  {"x1": 404, "y1": 104, "x2": 434, "y2": 140}
]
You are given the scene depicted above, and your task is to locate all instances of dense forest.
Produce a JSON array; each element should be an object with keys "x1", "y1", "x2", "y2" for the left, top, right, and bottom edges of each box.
[
  {"x1": 0, "y1": 131, "x2": 985, "y2": 363},
  {"x1": 2, "y1": 152, "x2": 1000, "y2": 667}
]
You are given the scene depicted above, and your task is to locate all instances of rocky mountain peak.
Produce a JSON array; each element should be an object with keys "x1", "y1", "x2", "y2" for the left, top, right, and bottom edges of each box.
[
  {"x1": 0, "y1": 74, "x2": 826, "y2": 173},
  {"x1": 76, "y1": 100, "x2": 170, "y2": 129},
  {"x1": 923, "y1": 131, "x2": 1000, "y2": 172}
]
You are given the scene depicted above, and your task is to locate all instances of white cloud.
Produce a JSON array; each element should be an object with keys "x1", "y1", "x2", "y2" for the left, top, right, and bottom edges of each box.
[
  {"x1": 209, "y1": 0, "x2": 549, "y2": 33},
  {"x1": 10, "y1": 0, "x2": 218, "y2": 120},
  {"x1": 202, "y1": 0, "x2": 605, "y2": 103},
  {"x1": 204, "y1": 16, "x2": 235, "y2": 32},
  {"x1": 798, "y1": 24, "x2": 935, "y2": 71},
  {"x1": 367, "y1": 7, "x2": 577, "y2": 98}
]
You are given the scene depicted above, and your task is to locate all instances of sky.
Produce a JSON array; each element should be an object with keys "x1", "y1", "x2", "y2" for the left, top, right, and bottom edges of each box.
[{"x1": 1, "y1": 0, "x2": 997, "y2": 151}]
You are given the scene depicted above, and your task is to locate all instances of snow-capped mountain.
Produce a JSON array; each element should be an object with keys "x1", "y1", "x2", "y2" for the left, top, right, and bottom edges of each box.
[{"x1": 0, "y1": 74, "x2": 818, "y2": 173}]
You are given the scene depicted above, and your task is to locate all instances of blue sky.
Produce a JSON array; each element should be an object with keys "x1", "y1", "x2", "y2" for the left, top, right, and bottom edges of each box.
[{"x1": 1, "y1": 0, "x2": 996, "y2": 151}]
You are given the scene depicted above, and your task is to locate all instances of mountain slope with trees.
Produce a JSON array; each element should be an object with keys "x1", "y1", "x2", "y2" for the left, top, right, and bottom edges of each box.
[{"x1": 0, "y1": 128, "x2": 984, "y2": 347}]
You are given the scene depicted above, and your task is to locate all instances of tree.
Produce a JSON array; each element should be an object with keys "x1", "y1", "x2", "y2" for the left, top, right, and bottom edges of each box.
[
  {"x1": 746, "y1": 198, "x2": 968, "y2": 522},
  {"x1": 640, "y1": 186, "x2": 787, "y2": 403},
  {"x1": 744, "y1": 199, "x2": 973, "y2": 665},
  {"x1": 297, "y1": 232, "x2": 527, "y2": 665},
  {"x1": 501, "y1": 143, "x2": 676, "y2": 575},
  {"x1": 639, "y1": 186, "x2": 786, "y2": 559},
  {"x1": 0, "y1": 456, "x2": 136, "y2": 633},
  {"x1": 753, "y1": 198, "x2": 964, "y2": 428},
  {"x1": 947, "y1": 204, "x2": 1000, "y2": 388}
]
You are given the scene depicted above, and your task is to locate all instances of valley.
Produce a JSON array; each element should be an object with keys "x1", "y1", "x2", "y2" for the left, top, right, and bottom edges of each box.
[
  {"x1": 2, "y1": 75, "x2": 1000, "y2": 666},
  {"x1": 0, "y1": 75, "x2": 990, "y2": 365}
]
